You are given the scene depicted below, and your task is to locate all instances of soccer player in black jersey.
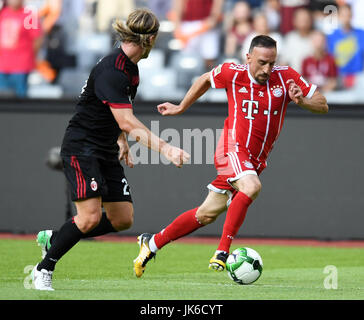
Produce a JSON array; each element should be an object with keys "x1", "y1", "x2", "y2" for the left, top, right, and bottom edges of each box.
[{"x1": 31, "y1": 8, "x2": 190, "y2": 291}]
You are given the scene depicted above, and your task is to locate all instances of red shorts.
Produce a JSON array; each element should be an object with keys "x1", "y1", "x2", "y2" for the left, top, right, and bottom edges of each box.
[{"x1": 208, "y1": 150, "x2": 266, "y2": 195}]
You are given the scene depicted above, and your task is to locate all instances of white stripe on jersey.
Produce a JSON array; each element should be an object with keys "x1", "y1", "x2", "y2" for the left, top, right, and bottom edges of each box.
[
  {"x1": 227, "y1": 152, "x2": 240, "y2": 175},
  {"x1": 257, "y1": 80, "x2": 272, "y2": 161},
  {"x1": 232, "y1": 152, "x2": 243, "y2": 173},
  {"x1": 276, "y1": 72, "x2": 287, "y2": 140},
  {"x1": 256, "y1": 162, "x2": 261, "y2": 171},
  {"x1": 210, "y1": 70, "x2": 216, "y2": 88},
  {"x1": 228, "y1": 152, "x2": 244, "y2": 175},
  {"x1": 231, "y1": 72, "x2": 239, "y2": 141},
  {"x1": 306, "y1": 84, "x2": 317, "y2": 99},
  {"x1": 272, "y1": 66, "x2": 289, "y2": 71},
  {"x1": 245, "y1": 78, "x2": 254, "y2": 149}
]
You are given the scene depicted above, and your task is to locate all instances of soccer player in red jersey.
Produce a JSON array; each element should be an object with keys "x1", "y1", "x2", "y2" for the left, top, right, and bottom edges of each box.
[{"x1": 134, "y1": 35, "x2": 328, "y2": 277}]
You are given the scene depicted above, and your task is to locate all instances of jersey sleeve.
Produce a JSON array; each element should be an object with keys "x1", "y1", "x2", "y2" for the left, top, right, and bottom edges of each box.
[
  {"x1": 285, "y1": 66, "x2": 317, "y2": 99},
  {"x1": 210, "y1": 63, "x2": 230, "y2": 89},
  {"x1": 94, "y1": 68, "x2": 132, "y2": 109}
]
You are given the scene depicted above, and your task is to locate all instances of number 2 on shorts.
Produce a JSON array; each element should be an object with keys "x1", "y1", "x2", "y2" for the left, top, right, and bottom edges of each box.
[{"x1": 122, "y1": 178, "x2": 130, "y2": 195}]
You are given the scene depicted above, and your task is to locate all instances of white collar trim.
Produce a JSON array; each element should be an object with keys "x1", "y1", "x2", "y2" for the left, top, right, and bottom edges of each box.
[{"x1": 247, "y1": 65, "x2": 259, "y2": 85}]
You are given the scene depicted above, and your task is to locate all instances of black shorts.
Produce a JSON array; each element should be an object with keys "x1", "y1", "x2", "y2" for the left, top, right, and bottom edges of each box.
[{"x1": 62, "y1": 155, "x2": 132, "y2": 203}]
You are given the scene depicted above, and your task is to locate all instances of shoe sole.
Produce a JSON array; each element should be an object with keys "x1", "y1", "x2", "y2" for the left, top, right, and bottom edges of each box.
[
  {"x1": 208, "y1": 261, "x2": 226, "y2": 271},
  {"x1": 133, "y1": 235, "x2": 145, "y2": 278}
]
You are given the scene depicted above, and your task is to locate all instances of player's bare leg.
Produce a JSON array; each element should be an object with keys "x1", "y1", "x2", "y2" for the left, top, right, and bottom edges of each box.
[
  {"x1": 103, "y1": 201, "x2": 134, "y2": 231},
  {"x1": 195, "y1": 190, "x2": 229, "y2": 225},
  {"x1": 209, "y1": 174, "x2": 261, "y2": 272},
  {"x1": 73, "y1": 197, "x2": 103, "y2": 233},
  {"x1": 133, "y1": 191, "x2": 228, "y2": 277},
  {"x1": 37, "y1": 201, "x2": 134, "y2": 256},
  {"x1": 232, "y1": 174, "x2": 262, "y2": 201}
]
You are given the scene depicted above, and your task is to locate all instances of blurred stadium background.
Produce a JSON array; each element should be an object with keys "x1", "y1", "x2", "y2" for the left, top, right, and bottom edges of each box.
[{"x1": 1, "y1": 0, "x2": 364, "y2": 241}]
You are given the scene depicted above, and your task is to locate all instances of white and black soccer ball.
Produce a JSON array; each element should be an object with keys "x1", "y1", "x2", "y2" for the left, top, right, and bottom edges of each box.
[{"x1": 226, "y1": 247, "x2": 263, "y2": 285}]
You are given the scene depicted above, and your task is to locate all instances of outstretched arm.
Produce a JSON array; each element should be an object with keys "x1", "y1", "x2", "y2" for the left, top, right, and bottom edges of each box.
[
  {"x1": 157, "y1": 72, "x2": 211, "y2": 115},
  {"x1": 287, "y1": 79, "x2": 329, "y2": 114}
]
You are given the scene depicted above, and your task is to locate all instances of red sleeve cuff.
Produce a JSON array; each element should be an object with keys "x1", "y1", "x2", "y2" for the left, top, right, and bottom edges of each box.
[{"x1": 103, "y1": 101, "x2": 132, "y2": 109}]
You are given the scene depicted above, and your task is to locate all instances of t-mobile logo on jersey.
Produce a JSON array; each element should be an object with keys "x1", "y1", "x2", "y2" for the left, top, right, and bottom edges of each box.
[{"x1": 242, "y1": 100, "x2": 259, "y2": 120}]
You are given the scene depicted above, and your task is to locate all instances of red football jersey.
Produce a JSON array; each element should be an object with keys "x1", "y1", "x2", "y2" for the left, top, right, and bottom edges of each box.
[{"x1": 210, "y1": 63, "x2": 317, "y2": 169}]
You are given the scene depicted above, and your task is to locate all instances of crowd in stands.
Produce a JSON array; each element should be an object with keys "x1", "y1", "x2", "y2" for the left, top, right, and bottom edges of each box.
[{"x1": 0, "y1": 0, "x2": 363, "y2": 104}]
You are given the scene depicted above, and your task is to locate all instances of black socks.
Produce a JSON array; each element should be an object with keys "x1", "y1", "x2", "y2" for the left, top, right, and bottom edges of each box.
[
  {"x1": 38, "y1": 212, "x2": 117, "y2": 272},
  {"x1": 38, "y1": 217, "x2": 83, "y2": 272}
]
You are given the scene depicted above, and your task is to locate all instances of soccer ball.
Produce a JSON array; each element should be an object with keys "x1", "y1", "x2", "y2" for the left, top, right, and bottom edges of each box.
[{"x1": 226, "y1": 247, "x2": 263, "y2": 285}]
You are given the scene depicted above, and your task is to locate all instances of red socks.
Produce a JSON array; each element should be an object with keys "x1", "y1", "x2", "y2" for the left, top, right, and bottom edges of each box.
[
  {"x1": 217, "y1": 192, "x2": 253, "y2": 253},
  {"x1": 154, "y1": 207, "x2": 202, "y2": 249},
  {"x1": 153, "y1": 192, "x2": 253, "y2": 253}
]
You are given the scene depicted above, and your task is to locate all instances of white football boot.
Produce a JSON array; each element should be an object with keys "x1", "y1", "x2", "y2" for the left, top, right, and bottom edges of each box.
[{"x1": 31, "y1": 264, "x2": 54, "y2": 291}]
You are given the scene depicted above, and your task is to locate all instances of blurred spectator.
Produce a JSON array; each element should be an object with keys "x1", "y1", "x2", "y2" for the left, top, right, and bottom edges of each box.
[
  {"x1": 173, "y1": 0, "x2": 224, "y2": 70},
  {"x1": 36, "y1": 0, "x2": 62, "y2": 82},
  {"x1": 224, "y1": 1, "x2": 252, "y2": 60},
  {"x1": 302, "y1": 30, "x2": 337, "y2": 93},
  {"x1": 261, "y1": 0, "x2": 280, "y2": 32},
  {"x1": 39, "y1": 0, "x2": 61, "y2": 34},
  {"x1": 340, "y1": 0, "x2": 364, "y2": 31},
  {"x1": 37, "y1": 0, "x2": 78, "y2": 83},
  {"x1": 279, "y1": 0, "x2": 309, "y2": 35},
  {"x1": 56, "y1": 0, "x2": 84, "y2": 47},
  {"x1": 0, "y1": 0, "x2": 42, "y2": 97},
  {"x1": 148, "y1": 0, "x2": 172, "y2": 20},
  {"x1": 327, "y1": 4, "x2": 364, "y2": 88},
  {"x1": 307, "y1": 0, "x2": 336, "y2": 34},
  {"x1": 96, "y1": 0, "x2": 135, "y2": 33},
  {"x1": 226, "y1": 0, "x2": 263, "y2": 9},
  {"x1": 281, "y1": 7, "x2": 314, "y2": 73},
  {"x1": 241, "y1": 12, "x2": 282, "y2": 63},
  {"x1": 241, "y1": 0, "x2": 262, "y2": 9}
]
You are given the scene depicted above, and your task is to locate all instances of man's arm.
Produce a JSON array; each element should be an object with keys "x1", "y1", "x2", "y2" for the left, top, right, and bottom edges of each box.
[
  {"x1": 173, "y1": 0, "x2": 184, "y2": 32},
  {"x1": 110, "y1": 108, "x2": 190, "y2": 167},
  {"x1": 158, "y1": 72, "x2": 211, "y2": 115},
  {"x1": 287, "y1": 79, "x2": 329, "y2": 114},
  {"x1": 117, "y1": 132, "x2": 134, "y2": 168},
  {"x1": 207, "y1": 0, "x2": 224, "y2": 28},
  {"x1": 297, "y1": 90, "x2": 329, "y2": 114}
]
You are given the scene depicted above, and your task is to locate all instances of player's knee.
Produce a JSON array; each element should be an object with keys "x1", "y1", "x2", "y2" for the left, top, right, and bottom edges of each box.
[
  {"x1": 111, "y1": 210, "x2": 134, "y2": 231},
  {"x1": 248, "y1": 180, "x2": 262, "y2": 199},
  {"x1": 77, "y1": 212, "x2": 102, "y2": 233},
  {"x1": 114, "y1": 216, "x2": 134, "y2": 231},
  {"x1": 235, "y1": 176, "x2": 262, "y2": 200}
]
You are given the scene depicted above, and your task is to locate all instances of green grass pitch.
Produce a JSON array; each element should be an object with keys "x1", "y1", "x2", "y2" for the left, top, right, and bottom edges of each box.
[{"x1": 1, "y1": 238, "x2": 364, "y2": 300}]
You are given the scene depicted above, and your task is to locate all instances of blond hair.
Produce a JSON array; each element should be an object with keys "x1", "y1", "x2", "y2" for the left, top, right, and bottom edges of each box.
[{"x1": 112, "y1": 8, "x2": 159, "y2": 49}]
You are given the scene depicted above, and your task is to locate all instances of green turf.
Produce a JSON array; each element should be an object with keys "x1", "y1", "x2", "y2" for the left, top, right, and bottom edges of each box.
[{"x1": 0, "y1": 238, "x2": 364, "y2": 300}]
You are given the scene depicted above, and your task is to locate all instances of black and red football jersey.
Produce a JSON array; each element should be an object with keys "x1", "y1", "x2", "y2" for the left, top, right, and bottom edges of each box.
[{"x1": 61, "y1": 47, "x2": 139, "y2": 159}]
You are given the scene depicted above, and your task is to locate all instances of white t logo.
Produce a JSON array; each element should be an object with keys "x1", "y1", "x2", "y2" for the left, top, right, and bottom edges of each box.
[{"x1": 242, "y1": 100, "x2": 259, "y2": 120}]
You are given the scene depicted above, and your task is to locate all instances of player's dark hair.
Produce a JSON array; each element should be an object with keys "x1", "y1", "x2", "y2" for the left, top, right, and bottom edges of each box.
[
  {"x1": 249, "y1": 35, "x2": 277, "y2": 53},
  {"x1": 113, "y1": 8, "x2": 159, "y2": 48}
]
